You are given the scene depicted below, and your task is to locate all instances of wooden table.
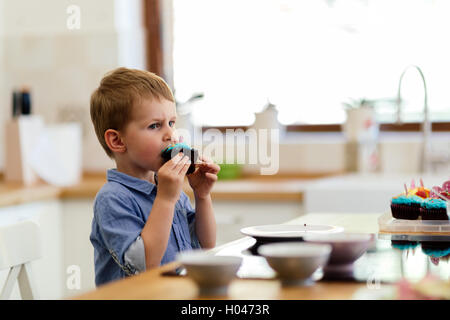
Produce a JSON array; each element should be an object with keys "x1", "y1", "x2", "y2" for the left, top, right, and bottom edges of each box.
[{"x1": 74, "y1": 213, "x2": 389, "y2": 300}]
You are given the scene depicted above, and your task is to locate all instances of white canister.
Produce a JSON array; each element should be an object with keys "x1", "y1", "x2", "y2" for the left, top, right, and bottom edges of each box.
[
  {"x1": 342, "y1": 106, "x2": 379, "y2": 143},
  {"x1": 29, "y1": 123, "x2": 82, "y2": 186}
]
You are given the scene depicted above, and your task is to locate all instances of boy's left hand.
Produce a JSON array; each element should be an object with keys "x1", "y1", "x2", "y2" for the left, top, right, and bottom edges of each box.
[{"x1": 187, "y1": 155, "x2": 220, "y2": 199}]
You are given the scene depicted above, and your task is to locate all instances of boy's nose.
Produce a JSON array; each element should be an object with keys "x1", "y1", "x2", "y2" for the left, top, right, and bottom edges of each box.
[{"x1": 164, "y1": 127, "x2": 178, "y2": 144}]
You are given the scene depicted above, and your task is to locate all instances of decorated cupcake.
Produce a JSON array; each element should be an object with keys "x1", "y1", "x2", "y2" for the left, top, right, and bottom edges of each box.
[
  {"x1": 420, "y1": 198, "x2": 449, "y2": 221},
  {"x1": 161, "y1": 142, "x2": 199, "y2": 174},
  {"x1": 390, "y1": 194, "x2": 422, "y2": 220},
  {"x1": 390, "y1": 180, "x2": 430, "y2": 220},
  {"x1": 424, "y1": 180, "x2": 450, "y2": 220}
]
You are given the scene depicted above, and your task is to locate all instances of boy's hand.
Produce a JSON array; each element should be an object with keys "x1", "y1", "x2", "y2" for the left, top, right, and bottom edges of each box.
[
  {"x1": 187, "y1": 155, "x2": 220, "y2": 200},
  {"x1": 156, "y1": 153, "x2": 191, "y2": 203}
]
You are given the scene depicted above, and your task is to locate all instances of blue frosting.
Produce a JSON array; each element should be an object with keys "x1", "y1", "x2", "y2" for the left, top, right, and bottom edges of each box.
[
  {"x1": 391, "y1": 195, "x2": 411, "y2": 205},
  {"x1": 163, "y1": 143, "x2": 191, "y2": 152},
  {"x1": 391, "y1": 194, "x2": 424, "y2": 205},
  {"x1": 408, "y1": 195, "x2": 424, "y2": 205},
  {"x1": 421, "y1": 198, "x2": 447, "y2": 210}
]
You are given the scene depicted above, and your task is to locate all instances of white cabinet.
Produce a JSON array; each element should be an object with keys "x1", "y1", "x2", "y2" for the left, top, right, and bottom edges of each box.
[{"x1": 60, "y1": 199, "x2": 96, "y2": 298}]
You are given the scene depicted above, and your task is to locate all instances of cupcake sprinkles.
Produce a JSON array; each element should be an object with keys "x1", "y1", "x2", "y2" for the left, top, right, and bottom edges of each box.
[{"x1": 390, "y1": 179, "x2": 450, "y2": 221}]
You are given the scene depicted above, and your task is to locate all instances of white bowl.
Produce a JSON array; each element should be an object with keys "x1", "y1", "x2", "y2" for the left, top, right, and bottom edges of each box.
[
  {"x1": 303, "y1": 233, "x2": 374, "y2": 277},
  {"x1": 176, "y1": 250, "x2": 242, "y2": 295},
  {"x1": 257, "y1": 242, "x2": 331, "y2": 286}
]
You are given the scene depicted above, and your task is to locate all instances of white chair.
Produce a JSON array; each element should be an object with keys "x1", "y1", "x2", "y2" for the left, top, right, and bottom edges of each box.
[{"x1": 0, "y1": 220, "x2": 42, "y2": 300}]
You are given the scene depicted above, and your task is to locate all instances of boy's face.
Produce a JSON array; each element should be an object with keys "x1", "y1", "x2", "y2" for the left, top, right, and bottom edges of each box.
[{"x1": 121, "y1": 97, "x2": 178, "y2": 172}]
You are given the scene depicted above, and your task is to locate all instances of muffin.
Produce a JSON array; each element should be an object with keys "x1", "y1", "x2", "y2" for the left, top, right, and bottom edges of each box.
[
  {"x1": 161, "y1": 143, "x2": 198, "y2": 174},
  {"x1": 390, "y1": 194, "x2": 422, "y2": 220},
  {"x1": 420, "y1": 198, "x2": 449, "y2": 221}
]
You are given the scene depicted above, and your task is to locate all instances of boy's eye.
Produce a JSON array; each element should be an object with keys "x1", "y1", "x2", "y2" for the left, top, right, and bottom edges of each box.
[
  {"x1": 148, "y1": 121, "x2": 175, "y2": 129},
  {"x1": 149, "y1": 123, "x2": 160, "y2": 129}
]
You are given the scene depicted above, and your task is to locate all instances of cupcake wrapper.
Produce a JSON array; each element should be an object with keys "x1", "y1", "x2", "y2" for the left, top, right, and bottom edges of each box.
[
  {"x1": 390, "y1": 203, "x2": 420, "y2": 220},
  {"x1": 420, "y1": 208, "x2": 449, "y2": 221}
]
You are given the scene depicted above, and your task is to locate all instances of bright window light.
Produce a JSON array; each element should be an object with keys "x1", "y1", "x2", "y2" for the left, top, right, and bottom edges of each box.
[{"x1": 173, "y1": 0, "x2": 450, "y2": 126}]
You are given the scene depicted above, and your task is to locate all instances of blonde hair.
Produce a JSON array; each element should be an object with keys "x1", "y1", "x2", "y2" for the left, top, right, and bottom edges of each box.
[{"x1": 90, "y1": 67, "x2": 175, "y2": 158}]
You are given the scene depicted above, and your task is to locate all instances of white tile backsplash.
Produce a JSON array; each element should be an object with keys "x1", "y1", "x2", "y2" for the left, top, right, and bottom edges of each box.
[
  {"x1": 86, "y1": 32, "x2": 119, "y2": 68},
  {"x1": 4, "y1": 35, "x2": 55, "y2": 71},
  {"x1": 0, "y1": 1, "x2": 146, "y2": 173},
  {"x1": 53, "y1": 34, "x2": 89, "y2": 67},
  {"x1": 379, "y1": 141, "x2": 421, "y2": 174},
  {"x1": 198, "y1": 132, "x2": 450, "y2": 176},
  {"x1": 83, "y1": 131, "x2": 115, "y2": 171},
  {"x1": 3, "y1": 0, "x2": 117, "y2": 36},
  {"x1": 1, "y1": 1, "x2": 449, "y2": 177}
]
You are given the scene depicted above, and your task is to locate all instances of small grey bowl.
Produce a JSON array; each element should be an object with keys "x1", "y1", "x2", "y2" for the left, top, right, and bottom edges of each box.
[
  {"x1": 257, "y1": 242, "x2": 332, "y2": 286},
  {"x1": 176, "y1": 250, "x2": 242, "y2": 296},
  {"x1": 303, "y1": 233, "x2": 374, "y2": 277}
]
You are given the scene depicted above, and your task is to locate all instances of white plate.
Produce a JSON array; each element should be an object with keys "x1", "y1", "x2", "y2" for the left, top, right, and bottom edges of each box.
[{"x1": 240, "y1": 224, "x2": 344, "y2": 240}]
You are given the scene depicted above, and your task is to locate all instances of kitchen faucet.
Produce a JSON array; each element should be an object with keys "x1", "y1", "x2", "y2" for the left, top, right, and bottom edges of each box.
[{"x1": 396, "y1": 65, "x2": 431, "y2": 173}]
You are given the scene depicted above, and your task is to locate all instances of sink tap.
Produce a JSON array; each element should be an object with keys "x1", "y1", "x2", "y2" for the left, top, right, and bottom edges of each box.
[{"x1": 396, "y1": 65, "x2": 431, "y2": 173}]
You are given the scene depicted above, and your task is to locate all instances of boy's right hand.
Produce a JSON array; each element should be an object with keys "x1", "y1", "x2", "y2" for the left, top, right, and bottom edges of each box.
[{"x1": 156, "y1": 153, "x2": 191, "y2": 203}]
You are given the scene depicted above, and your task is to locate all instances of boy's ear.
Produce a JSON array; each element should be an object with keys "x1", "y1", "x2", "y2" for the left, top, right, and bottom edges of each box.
[{"x1": 104, "y1": 129, "x2": 126, "y2": 154}]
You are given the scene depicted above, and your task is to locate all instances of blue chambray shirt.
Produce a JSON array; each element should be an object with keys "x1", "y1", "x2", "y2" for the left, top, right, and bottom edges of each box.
[{"x1": 90, "y1": 169, "x2": 201, "y2": 286}]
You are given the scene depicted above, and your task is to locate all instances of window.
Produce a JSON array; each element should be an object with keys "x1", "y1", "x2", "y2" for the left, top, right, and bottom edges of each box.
[{"x1": 173, "y1": 0, "x2": 450, "y2": 127}]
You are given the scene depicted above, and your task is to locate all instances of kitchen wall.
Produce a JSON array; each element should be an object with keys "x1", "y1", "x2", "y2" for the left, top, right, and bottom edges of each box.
[
  {"x1": 196, "y1": 131, "x2": 450, "y2": 176},
  {"x1": 0, "y1": 0, "x2": 146, "y2": 172},
  {"x1": 1, "y1": 1, "x2": 449, "y2": 177}
]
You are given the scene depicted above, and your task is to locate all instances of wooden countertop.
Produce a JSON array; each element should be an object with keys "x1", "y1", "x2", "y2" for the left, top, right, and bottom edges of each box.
[
  {"x1": 74, "y1": 212, "x2": 389, "y2": 300},
  {"x1": 0, "y1": 174, "x2": 106, "y2": 207},
  {"x1": 0, "y1": 172, "x2": 337, "y2": 208}
]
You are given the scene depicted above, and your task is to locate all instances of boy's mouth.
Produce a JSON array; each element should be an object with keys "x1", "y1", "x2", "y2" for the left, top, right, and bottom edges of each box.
[
  {"x1": 160, "y1": 143, "x2": 199, "y2": 174},
  {"x1": 161, "y1": 143, "x2": 176, "y2": 156}
]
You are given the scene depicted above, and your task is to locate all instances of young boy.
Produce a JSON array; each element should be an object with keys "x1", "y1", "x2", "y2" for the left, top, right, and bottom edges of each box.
[{"x1": 89, "y1": 67, "x2": 219, "y2": 286}]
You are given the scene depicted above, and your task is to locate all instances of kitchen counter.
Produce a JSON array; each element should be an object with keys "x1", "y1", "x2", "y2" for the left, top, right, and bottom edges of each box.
[
  {"x1": 0, "y1": 173, "x2": 105, "y2": 207},
  {"x1": 0, "y1": 172, "x2": 332, "y2": 208},
  {"x1": 304, "y1": 173, "x2": 447, "y2": 213},
  {"x1": 73, "y1": 212, "x2": 387, "y2": 300}
]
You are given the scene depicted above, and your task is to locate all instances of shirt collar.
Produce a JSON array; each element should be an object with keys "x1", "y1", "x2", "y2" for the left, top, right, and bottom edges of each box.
[{"x1": 107, "y1": 169, "x2": 156, "y2": 195}]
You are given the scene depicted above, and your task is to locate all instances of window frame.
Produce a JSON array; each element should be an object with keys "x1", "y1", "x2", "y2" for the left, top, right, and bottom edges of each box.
[
  {"x1": 145, "y1": 1, "x2": 450, "y2": 133},
  {"x1": 202, "y1": 122, "x2": 450, "y2": 133},
  {"x1": 143, "y1": 0, "x2": 164, "y2": 76}
]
